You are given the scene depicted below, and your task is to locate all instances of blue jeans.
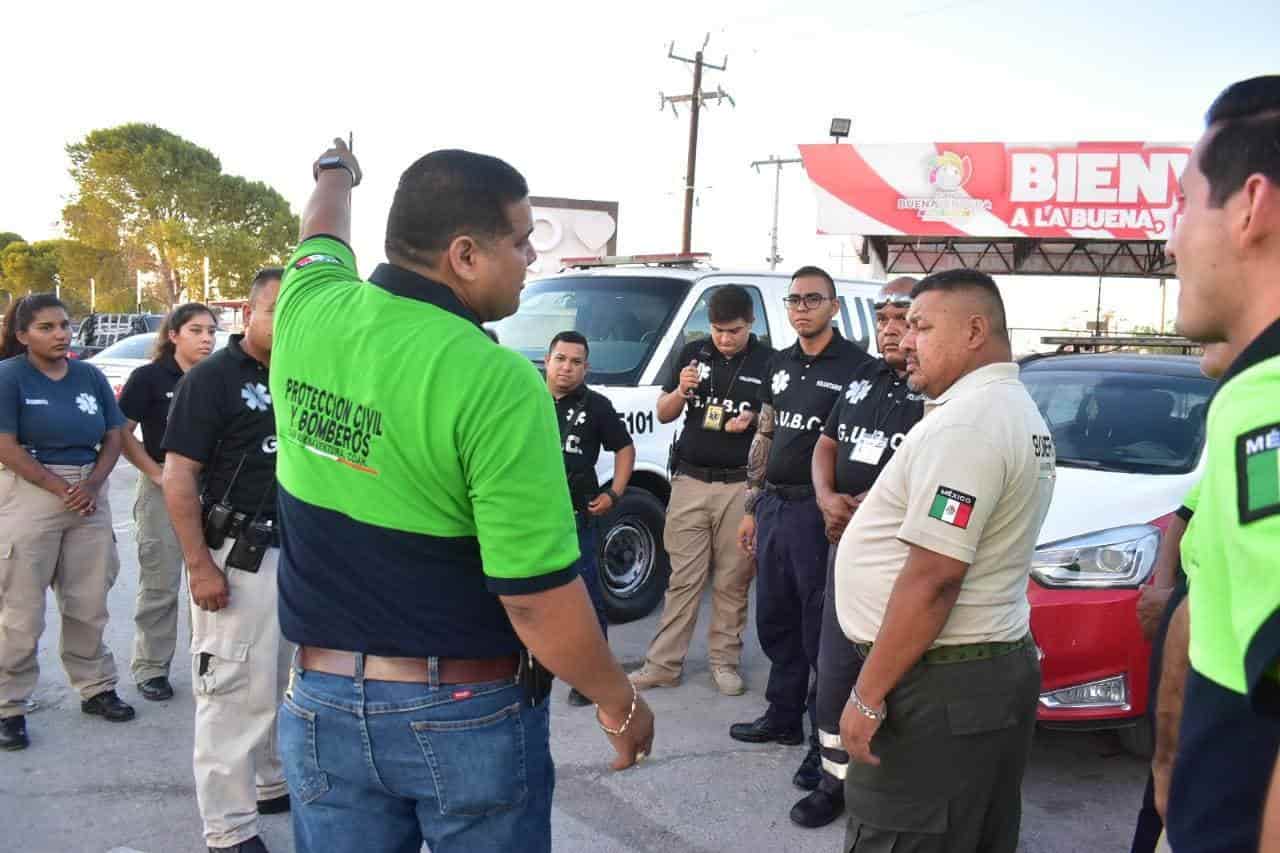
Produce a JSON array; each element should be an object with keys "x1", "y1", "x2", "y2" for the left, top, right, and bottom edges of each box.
[
  {"x1": 278, "y1": 658, "x2": 554, "y2": 853},
  {"x1": 575, "y1": 515, "x2": 608, "y2": 638}
]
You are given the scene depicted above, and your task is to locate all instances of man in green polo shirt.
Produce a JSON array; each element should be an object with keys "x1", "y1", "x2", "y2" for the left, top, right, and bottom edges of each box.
[
  {"x1": 1163, "y1": 75, "x2": 1280, "y2": 853},
  {"x1": 270, "y1": 139, "x2": 654, "y2": 853}
]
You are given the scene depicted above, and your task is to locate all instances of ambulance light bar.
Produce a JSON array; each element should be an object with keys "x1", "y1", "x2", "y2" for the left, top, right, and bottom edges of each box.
[{"x1": 561, "y1": 252, "x2": 712, "y2": 269}]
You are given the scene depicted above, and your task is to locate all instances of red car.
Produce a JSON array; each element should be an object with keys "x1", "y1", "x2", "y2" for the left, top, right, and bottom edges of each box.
[{"x1": 1020, "y1": 353, "x2": 1211, "y2": 754}]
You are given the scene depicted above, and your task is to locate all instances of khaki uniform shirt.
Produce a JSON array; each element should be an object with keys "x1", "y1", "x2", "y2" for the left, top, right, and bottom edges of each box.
[{"x1": 834, "y1": 362, "x2": 1056, "y2": 645}]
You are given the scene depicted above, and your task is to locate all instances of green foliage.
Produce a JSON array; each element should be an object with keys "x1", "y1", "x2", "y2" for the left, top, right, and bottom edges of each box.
[
  {"x1": 0, "y1": 232, "x2": 24, "y2": 252},
  {"x1": 62, "y1": 123, "x2": 298, "y2": 306}
]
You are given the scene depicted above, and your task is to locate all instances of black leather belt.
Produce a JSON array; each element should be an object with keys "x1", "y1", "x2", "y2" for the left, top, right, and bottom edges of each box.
[
  {"x1": 763, "y1": 481, "x2": 816, "y2": 501},
  {"x1": 228, "y1": 512, "x2": 280, "y2": 548},
  {"x1": 676, "y1": 461, "x2": 749, "y2": 484}
]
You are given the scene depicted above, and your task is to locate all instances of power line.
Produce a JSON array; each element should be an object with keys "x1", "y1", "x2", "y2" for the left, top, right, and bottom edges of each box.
[
  {"x1": 660, "y1": 34, "x2": 734, "y2": 253},
  {"x1": 749, "y1": 155, "x2": 802, "y2": 270}
]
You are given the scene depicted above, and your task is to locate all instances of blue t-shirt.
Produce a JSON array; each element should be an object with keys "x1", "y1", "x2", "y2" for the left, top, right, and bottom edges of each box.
[{"x1": 0, "y1": 355, "x2": 125, "y2": 465}]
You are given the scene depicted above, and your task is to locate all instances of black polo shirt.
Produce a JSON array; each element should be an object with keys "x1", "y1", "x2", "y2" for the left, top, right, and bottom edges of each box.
[
  {"x1": 663, "y1": 335, "x2": 774, "y2": 470},
  {"x1": 760, "y1": 330, "x2": 872, "y2": 486},
  {"x1": 555, "y1": 383, "x2": 632, "y2": 475},
  {"x1": 822, "y1": 358, "x2": 925, "y2": 496},
  {"x1": 118, "y1": 355, "x2": 184, "y2": 464},
  {"x1": 162, "y1": 335, "x2": 277, "y2": 517}
]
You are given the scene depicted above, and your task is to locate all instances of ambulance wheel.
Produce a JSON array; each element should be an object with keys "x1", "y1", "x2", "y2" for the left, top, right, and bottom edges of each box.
[{"x1": 599, "y1": 488, "x2": 670, "y2": 623}]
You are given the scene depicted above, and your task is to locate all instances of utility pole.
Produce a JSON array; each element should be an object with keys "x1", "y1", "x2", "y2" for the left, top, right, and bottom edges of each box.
[
  {"x1": 661, "y1": 35, "x2": 733, "y2": 253},
  {"x1": 750, "y1": 155, "x2": 802, "y2": 270}
]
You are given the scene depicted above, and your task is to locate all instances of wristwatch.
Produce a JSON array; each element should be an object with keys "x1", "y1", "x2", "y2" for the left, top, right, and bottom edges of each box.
[{"x1": 315, "y1": 155, "x2": 359, "y2": 186}]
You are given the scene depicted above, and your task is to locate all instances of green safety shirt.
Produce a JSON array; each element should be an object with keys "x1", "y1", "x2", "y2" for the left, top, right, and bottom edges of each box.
[
  {"x1": 1181, "y1": 319, "x2": 1280, "y2": 706},
  {"x1": 269, "y1": 235, "x2": 580, "y2": 659}
]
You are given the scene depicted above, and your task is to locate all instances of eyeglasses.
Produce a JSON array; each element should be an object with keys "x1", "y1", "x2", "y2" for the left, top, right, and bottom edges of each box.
[
  {"x1": 873, "y1": 295, "x2": 913, "y2": 312},
  {"x1": 782, "y1": 294, "x2": 833, "y2": 310}
]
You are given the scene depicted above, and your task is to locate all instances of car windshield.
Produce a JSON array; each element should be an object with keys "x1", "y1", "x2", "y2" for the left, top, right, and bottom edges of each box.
[
  {"x1": 1020, "y1": 365, "x2": 1213, "y2": 474},
  {"x1": 94, "y1": 330, "x2": 231, "y2": 360},
  {"x1": 490, "y1": 275, "x2": 690, "y2": 385}
]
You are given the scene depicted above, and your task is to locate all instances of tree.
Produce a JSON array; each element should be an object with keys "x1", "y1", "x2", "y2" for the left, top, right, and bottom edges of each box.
[
  {"x1": 0, "y1": 232, "x2": 23, "y2": 253},
  {"x1": 62, "y1": 124, "x2": 298, "y2": 306}
]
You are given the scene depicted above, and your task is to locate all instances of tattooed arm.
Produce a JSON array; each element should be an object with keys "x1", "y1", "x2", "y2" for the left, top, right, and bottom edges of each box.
[
  {"x1": 744, "y1": 404, "x2": 775, "y2": 513},
  {"x1": 737, "y1": 405, "x2": 774, "y2": 555}
]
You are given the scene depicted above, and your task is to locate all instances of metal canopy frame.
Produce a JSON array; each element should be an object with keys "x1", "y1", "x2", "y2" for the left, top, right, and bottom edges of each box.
[{"x1": 863, "y1": 236, "x2": 1174, "y2": 278}]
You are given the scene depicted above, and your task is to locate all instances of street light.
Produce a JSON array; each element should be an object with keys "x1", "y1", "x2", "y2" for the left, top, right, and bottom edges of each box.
[{"x1": 829, "y1": 117, "x2": 852, "y2": 143}]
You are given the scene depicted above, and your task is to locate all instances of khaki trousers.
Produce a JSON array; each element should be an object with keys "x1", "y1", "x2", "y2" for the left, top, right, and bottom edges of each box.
[
  {"x1": 191, "y1": 539, "x2": 293, "y2": 848},
  {"x1": 644, "y1": 474, "x2": 755, "y2": 674},
  {"x1": 0, "y1": 464, "x2": 121, "y2": 717},
  {"x1": 130, "y1": 474, "x2": 184, "y2": 682}
]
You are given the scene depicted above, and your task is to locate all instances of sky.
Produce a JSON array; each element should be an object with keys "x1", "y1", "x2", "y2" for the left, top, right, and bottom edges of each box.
[{"x1": 3, "y1": 0, "x2": 1278, "y2": 343}]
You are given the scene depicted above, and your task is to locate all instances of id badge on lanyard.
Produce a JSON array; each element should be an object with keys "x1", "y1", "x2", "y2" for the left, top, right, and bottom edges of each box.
[
  {"x1": 702, "y1": 404, "x2": 726, "y2": 431},
  {"x1": 851, "y1": 433, "x2": 888, "y2": 466}
]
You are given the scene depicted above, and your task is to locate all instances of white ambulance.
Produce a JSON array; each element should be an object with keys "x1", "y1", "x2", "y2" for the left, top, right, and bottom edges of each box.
[{"x1": 491, "y1": 254, "x2": 884, "y2": 621}]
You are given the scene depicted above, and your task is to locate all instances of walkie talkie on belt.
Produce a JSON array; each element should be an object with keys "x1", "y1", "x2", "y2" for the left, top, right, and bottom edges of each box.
[{"x1": 202, "y1": 454, "x2": 247, "y2": 550}]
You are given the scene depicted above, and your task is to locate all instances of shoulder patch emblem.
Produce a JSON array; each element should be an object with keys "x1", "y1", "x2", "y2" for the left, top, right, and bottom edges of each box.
[
  {"x1": 293, "y1": 253, "x2": 342, "y2": 270},
  {"x1": 928, "y1": 486, "x2": 975, "y2": 528},
  {"x1": 1238, "y1": 422, "x2": 1280, "y2": 524}
]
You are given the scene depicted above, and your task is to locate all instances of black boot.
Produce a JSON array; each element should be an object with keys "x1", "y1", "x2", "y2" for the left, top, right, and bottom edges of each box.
[
  {"x1": 790, "y1": 784, "x2": 845, "y2": 828},
  {"x1": 137, "y1": 676, "x2": 174, "y2": 702},
  {"x1": 0, "y1": 715, "x2": 29, "y2": 751},
  {"x1": 792, "y1": 743, "x2": 822, "y2": 790},
  {"x1": 81, "y1": 690, "x2": 136, "y2": 722},
  {"x1": 729, "y1": 714, "x2": 804, "y2": 745}
]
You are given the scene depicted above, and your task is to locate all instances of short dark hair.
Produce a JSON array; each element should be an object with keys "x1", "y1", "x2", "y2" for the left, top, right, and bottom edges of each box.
[
  {"x1": 911, "y1": 268, "x2": 1008, "y2": 340},
  {"x1": 249, "y1": 267, "x2": 283, "y2": 306},
  {"x1": 1, "y1": 293, "x2": 67, "y2": 359},
  {"x1": 153, "y1": 302, "x2": 216, "y2": 362},
  {"x1": 549, "y1": 330, "x2": 589, "y2": 358},
  {"x1": 790, "y1": 264, "x2": 836, "y2": 298},
  {"x1": 385, "y1": 149, "x2": 529, "y2": 264},
  {"x1": 708, "y1": 285, "x2": 754, "y2": 325},
  {"x1": 1201, "y1": 76, "x2": 1280, "y2": 207}
]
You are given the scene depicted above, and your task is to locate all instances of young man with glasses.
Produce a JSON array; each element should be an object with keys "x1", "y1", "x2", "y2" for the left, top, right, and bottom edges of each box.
[{"x1": 730, "y1": 266, "x2": 873, "y2": 804}]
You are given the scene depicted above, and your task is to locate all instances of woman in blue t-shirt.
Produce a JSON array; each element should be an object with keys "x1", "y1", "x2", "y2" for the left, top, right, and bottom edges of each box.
[
  {"x1": 0, "y1": 294, "x2": 134, "y2": 752},
  {"x1": 118, "y1": 302, "x2": 217, "y2": 702}
]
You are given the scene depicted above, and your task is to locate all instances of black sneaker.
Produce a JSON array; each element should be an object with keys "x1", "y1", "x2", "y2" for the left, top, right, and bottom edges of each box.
[
  {"x1": 81, "y1": 690, "x2": 136, "y2": 722},
  {"x1": 728, "y1": 714, "x2": 804, "y2": 745},
  {"x1": 137, "y1": 676, "x2": 174, "y2": 702},
  {"x1": 567, "y1": 688, "x2": 592, "y2": 707},
  {"x1": 792, "y1": 743, "x2": 822, "y2": 790},
  {"x1": 0, "y1": 715, "x2": 29, "y2": 751},
  {"x1": 209, "y1": 836, "x2": 269, "y2": 853}
]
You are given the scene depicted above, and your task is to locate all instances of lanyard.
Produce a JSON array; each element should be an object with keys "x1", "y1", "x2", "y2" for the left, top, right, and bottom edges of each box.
[{"x1": 704, "y1": 346, "x2": 747, "y2": 401}]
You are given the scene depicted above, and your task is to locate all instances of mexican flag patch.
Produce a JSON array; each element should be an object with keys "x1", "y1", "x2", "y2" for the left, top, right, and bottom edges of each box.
[
  {"x1": 1240, "y1": 423, "x2": 1280, "y2": 523},
  {"x1": 928, "y1": 486, "x2": 975, "y2": 528}
]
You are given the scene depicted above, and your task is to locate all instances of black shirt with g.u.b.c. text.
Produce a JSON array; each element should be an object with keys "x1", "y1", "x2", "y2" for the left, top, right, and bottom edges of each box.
[
  {"x1": 664, "y1": 335, "x2": 774, "y2": 470},
  {"x1": 759, "y1": 330, "x2": 872, "y2": 486}
]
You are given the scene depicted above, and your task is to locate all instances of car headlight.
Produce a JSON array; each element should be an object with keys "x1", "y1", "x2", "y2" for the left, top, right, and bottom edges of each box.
[{"x1": 1031, "y1": 524, "x2": 1160, "y2": 589}]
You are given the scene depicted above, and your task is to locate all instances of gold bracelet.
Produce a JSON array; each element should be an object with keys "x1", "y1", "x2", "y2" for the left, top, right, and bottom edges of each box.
[{"x1": 596, "y1": 682, "x2": 638, "y2": 736}]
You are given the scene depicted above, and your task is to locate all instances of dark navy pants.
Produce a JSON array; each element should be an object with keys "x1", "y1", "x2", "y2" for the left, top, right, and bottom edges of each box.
[
  {"x1": 574, "y1": 515, "x2": 608, "y2": 638},
  {"x1": 755, "y1": 491, "x2": 829, "y2": 733}
]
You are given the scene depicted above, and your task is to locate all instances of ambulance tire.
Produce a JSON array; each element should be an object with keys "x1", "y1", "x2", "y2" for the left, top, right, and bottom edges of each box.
[{"x1": 598, "y1": 488, "x2": 671, "y2": 624}]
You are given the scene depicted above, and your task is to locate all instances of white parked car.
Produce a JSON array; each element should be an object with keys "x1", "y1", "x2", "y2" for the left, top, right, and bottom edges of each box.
[
  {"x1": 491, "y1": 255, "x2": 884, "y2": 621},
  {"x1": 90, "y1": 330, "x2": 231, "y2": 398}
]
